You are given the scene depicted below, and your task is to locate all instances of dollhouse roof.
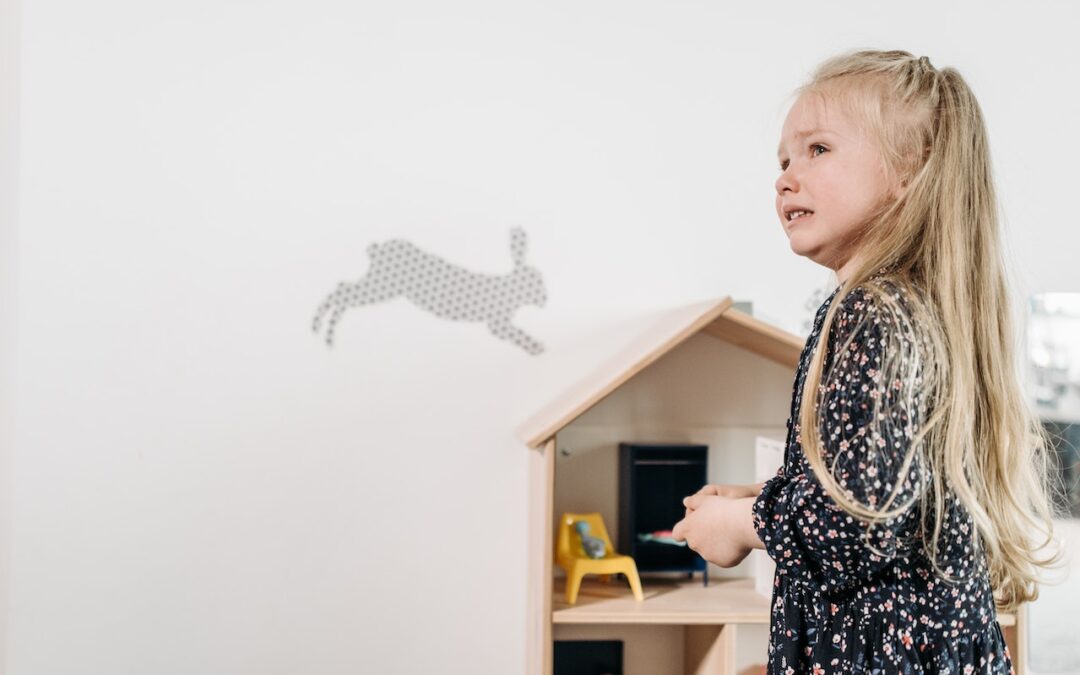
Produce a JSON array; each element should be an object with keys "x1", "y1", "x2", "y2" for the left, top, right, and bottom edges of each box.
[{"x1": 515, "y1": 296, "x2": 806, "y2": 449}]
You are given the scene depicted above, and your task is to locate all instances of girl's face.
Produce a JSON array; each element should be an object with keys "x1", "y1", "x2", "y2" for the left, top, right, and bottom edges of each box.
[{"x1": 774, "y1": 93, "x2": 901, "y2": 282}]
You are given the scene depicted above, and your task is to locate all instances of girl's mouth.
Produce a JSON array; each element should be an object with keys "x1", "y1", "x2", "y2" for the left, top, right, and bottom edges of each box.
[{"x1": 788, "y1": 211, "x2": 813, "y2": 225}]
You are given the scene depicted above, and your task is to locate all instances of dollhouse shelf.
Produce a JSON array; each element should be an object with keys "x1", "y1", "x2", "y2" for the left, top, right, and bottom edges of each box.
[
  {"x1": 552, "y1": 576, "x2": 769, "y2": 625},
  {"x1": 551, "y1": 575, "x2": 1015, "y2": 627}
]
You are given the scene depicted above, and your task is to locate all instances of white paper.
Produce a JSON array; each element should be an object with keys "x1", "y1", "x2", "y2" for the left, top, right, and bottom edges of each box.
[{"x1": 752, "y1": 436, "x2": 785, "y2": 598}]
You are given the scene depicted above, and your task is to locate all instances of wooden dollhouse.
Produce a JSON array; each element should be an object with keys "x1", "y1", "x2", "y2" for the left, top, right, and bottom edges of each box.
[{"x1": 515, "y1": 295, "x2": 1024, "y2": 675}]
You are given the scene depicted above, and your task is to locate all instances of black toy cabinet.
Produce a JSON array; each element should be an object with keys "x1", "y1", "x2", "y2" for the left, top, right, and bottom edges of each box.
[{"x1": 617, "y1": 442, "x2": 708, "y2": 584}]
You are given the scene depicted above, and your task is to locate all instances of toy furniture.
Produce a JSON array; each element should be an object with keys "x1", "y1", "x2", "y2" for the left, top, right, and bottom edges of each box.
[
  {"x1": 556, "y1": 512, "x2": 644, "y2": 604},
  {"x1": 619, "y1": 443, "x2": 708, "y2": 583}
]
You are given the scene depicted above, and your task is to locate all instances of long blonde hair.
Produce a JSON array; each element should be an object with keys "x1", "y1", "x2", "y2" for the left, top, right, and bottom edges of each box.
[{"x1": 790, "y1": 49, "x2": 1067, "y2": 612}]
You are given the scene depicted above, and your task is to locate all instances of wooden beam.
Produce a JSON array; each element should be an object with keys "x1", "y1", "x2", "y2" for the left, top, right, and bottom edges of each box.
[
  {"x1": 701, "y1": 308, "x2": 803, "y2": 368},
  {"x1": 516, "y1": 298, "x2": 734, "y2": 449},
  {"x1": 526, "y1": 438, "x2": 555, "y2": 675},
  {"x1": 685, "y1": 624, "x2": 736, "y2": 675}
]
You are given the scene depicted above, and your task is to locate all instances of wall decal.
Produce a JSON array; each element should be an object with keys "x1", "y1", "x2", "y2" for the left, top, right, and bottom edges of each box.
[
  {"x1": 312, "y1": 227, "x2": 548, "y2": 354},
  {"x1": 800, "y1": 283, "x2": 836, "y2": 336}
]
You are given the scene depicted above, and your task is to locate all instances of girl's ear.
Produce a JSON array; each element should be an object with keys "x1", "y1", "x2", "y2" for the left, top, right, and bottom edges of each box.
[
  {"x1": 880, "y1": 157, "x2": 908, "y2": 202},
  {"x1": 890, "y1": 172, "x2": 910, "y2": 201}
]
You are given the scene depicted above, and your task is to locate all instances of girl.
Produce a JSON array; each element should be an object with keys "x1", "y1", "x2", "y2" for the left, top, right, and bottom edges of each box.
[{"x1": 671, "y1": 49, "x2": 1066, "y2": 673}]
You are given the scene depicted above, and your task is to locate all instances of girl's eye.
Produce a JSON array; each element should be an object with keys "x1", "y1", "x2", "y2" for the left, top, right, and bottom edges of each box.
[{"x1": 779, "y1": 145, "x2": 827, "y2": 171}]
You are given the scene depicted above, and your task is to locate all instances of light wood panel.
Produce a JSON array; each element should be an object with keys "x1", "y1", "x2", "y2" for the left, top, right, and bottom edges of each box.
[
  {"x1": 552, "y1": 576, "x2": 769, "y2": 626},
  {"x1": 516, "y1": 298, "x2": 733, "y2": 449},
  {"x1": 526, "y1": 439, "x2": 555, "y2": 675},
  {"x1": 999, "y1": 603, "x2": 1025, "y2": 675},
  {"x1": 701, "y1": 308, "x2": 803, "y2": 368},
  {"x1": 685, "y1": 624, "x2": 736, "y2": 675}
]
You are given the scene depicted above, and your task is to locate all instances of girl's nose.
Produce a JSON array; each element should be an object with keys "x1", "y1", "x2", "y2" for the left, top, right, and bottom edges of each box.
[{"x1": 775, "y1": 167, "x2": 798, "y2": 195}]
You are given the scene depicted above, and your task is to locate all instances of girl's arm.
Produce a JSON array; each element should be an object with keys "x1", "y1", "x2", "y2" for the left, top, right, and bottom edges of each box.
[
  {"x1": 735, "y1": 496, "x2": 766, "y2": 551},
  {"x1": 752, "y1": 286, "x2": 925, "y2": 594}
]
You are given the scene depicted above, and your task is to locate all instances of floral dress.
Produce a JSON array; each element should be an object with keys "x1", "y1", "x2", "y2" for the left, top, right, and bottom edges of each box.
[{"x1": 752, "y1": 281, "x2": 1015, "y2": 674}]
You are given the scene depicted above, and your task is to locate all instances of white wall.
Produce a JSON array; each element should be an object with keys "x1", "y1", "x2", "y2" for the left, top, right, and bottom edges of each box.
[
  {"x1": 0, "y1": 0, "x2": 17, "y2": 668},
  {"x1": 6, "y1": 1, "x2": 1080, "y2": 673}
]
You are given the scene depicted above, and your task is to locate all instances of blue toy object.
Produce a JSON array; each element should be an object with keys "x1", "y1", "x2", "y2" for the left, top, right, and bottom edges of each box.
[{"x1": 574, "y1": 520, "x2": 607, "y2": 559}]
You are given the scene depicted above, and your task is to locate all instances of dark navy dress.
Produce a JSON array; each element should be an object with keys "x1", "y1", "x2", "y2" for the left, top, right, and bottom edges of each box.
[{"x1": 752, "y1": 282, "x2": 1015, "y2": 674}]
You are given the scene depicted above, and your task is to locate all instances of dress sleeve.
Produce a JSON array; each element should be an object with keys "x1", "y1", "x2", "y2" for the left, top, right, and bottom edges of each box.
[{"x1": 752, "y1": 286, "x2": 927, "y2": 595}]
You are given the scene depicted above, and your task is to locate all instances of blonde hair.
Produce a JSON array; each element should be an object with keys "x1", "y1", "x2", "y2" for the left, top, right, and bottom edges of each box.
[{"x1": 789, "y1": 49, "x2": 1067, "y2": 612}]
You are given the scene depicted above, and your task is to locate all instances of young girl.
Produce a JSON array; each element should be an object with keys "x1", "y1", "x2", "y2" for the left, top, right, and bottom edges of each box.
[{"x1": 671, "y1": 49, "x2": 1066, "y2": 673}]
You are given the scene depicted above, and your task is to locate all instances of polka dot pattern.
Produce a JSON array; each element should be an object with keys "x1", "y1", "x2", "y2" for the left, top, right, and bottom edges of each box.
[
  {"x1": 312, "y1": 227, "x2": 547, "y2": 354},
  {"x1": 752, "y1": 280, "x2": 1015, "y2": 674}
]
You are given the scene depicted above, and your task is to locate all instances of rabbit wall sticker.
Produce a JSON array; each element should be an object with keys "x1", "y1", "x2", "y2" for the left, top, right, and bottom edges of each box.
[
  {"x1": 312, "y1": 227, "x2": 548, "y2": 354},
  {"x1": 800, "y1": 284, "x2": 836, "y2": 336}
]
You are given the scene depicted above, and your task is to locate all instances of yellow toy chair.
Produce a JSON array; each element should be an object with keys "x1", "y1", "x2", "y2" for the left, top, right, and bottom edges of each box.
[{"x1": 555, "y1": 512, "x2": 644, "y2": 604}]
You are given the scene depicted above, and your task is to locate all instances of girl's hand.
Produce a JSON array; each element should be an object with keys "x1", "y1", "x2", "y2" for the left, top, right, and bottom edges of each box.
[
  {"x1": 671, "y1": 494, "x2": 758, "y2": 568},
  {"x1": 687, "y1": 482, "x2": 765, "y2": 502},
  {"x1": 679, "y1": 483, "x2": 764, "y2": 533}
]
